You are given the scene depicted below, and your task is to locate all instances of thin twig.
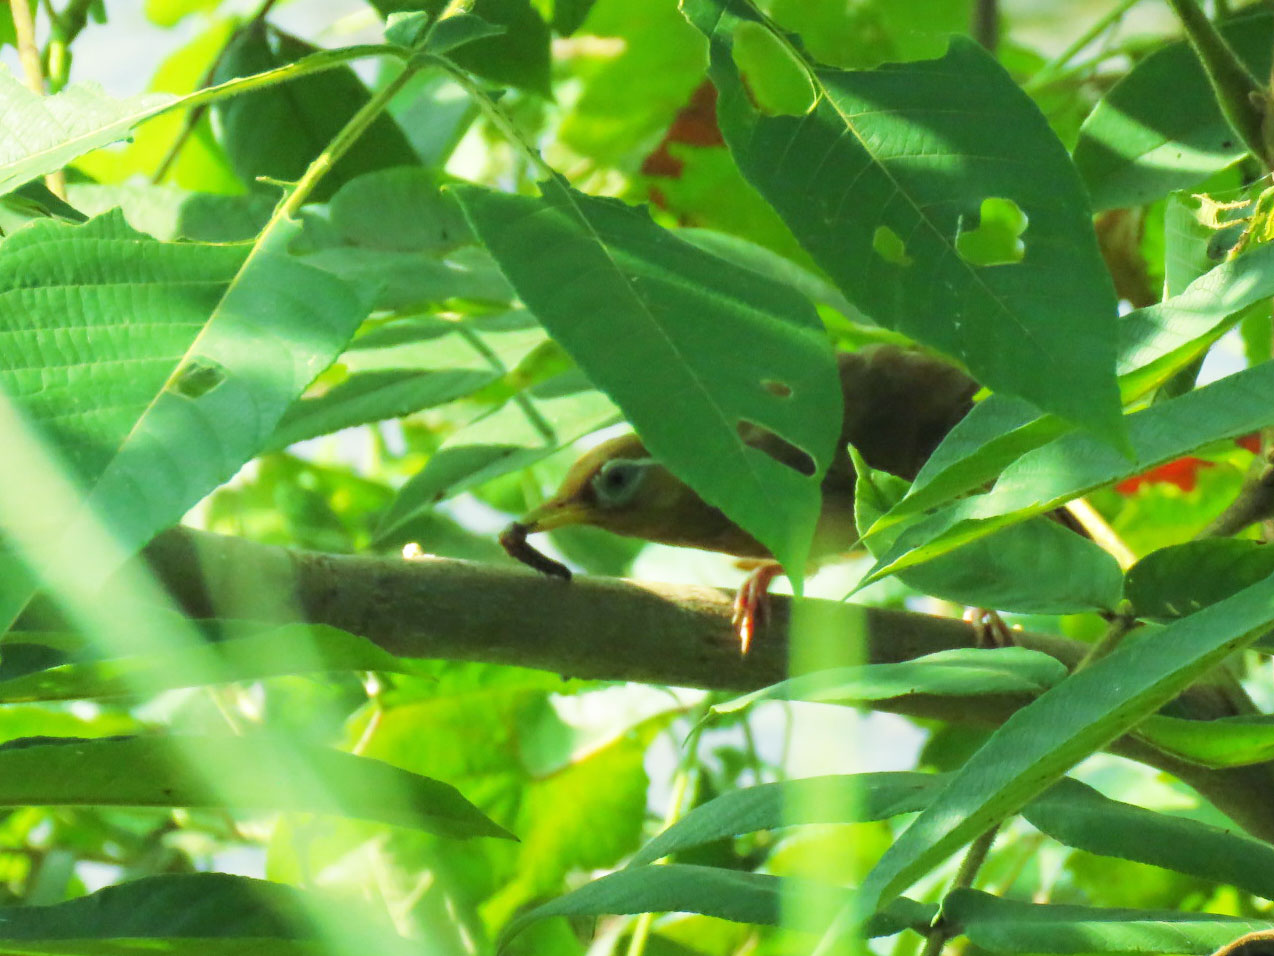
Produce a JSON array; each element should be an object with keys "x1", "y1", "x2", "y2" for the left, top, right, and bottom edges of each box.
[
  {"x1": 9, "y1": 0, "x2": 65, "y2": 198},
  {"x1": 971, "y1": 0, "x2": 998, "y2": 51},
  {"x1": 1025, "y1": 0, "x2": 1141, "y2": 92}
]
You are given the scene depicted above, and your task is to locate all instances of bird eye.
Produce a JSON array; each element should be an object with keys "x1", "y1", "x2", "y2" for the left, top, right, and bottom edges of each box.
[{"x1": 593, "y1": 460, "x2": 647, "y2": 507}]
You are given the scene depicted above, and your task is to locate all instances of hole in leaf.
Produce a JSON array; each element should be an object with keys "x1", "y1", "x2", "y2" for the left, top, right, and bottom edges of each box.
[
  {"x1": 738, "y1": 420, "x2": 816, "y2": 477},
  {"x1": 872, "y1": 225, "x2": 912, "y2": 266},
  {"x1": 762, "y1": 379, "x2": 793, "y2": 398},
  {"x1": 170, "y1": 358, "x2": 227, "y2": 399},
  {"x1": 955, "y1": 197, "x2": 1028, "y2": 266},
  {"x1": 731, "y1": 20, "x2": 816, "y2": 117}
]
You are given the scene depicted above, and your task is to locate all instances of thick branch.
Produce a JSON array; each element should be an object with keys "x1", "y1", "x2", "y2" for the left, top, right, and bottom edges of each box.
[{"x1": 130, "y1": 526, "x2": 1274, "y2": 843}]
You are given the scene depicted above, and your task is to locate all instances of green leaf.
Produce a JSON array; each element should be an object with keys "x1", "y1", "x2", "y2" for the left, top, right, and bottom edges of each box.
[
  {"x1": 946, "y1": 889, "x2": 1273, "y2": 954},
  {"x1": 683, "y1": 1, "x2": 1124, "y2": 448},
  {"x1": 0, "y1": 211, "x2": 368, "y2": 626},
  {"x1": 854, "y1": 572, "x2": 1274, "y2": 924},
  {"x1": 424, "y1": 12, "x2": 507, "y2": 54},
  {"x1": 212, "y1": 23, "x2": 417, "y2": 203},
  {"x1": 1022, "y1": 777, "x2": 1274, "y2": 901},
  {"x1": 718, "y1": 648, "x2": 1067, "y2": 712},
  {"x1": 268, "y1": 311, "x2": 544, "y2": 450},
  {"x1": 0, "y1": 66, "x2": 173, "y2": 195},
  {"x1": 629, "y1": 773, "x2": 945, "y2": 867},
  {"x1": 499, "y1": 864, "x2": 932, "y2": 946},
  {"x1": 453, "y1": 179, "x2": 842, "y2": 577},
  {"x1": 864, "y1": 360, "x2": 1274, "y2": 583},
  {"x1": 1074, "y1": 10, "x2": 1274, "y2": 211},
  {"x1": 0, "y1": 735, "x2": 512, "y2": 838},
  {"x1": 372, "y1": 0, "x2": 551, "y2": 95},
  {"x1": 326, "y1": 167, "x2": 474, "y2": 254},
  {"x1": 873, "y1": 239, "x2": 1274, "y2": 535},
  {"x1": 1125, "y1": 540, "x2": 1274, "y2": 622},
  {"x1": 0, "y1": 871, "x2": 402, "y2": 947},
  {"x1": 855, "y1": 450, "x2": 1123, "y2": 614},
  {"x1": 1137, "y1": 714, "x2": 1274, "y2": 769},
  {"x1": 0, "y1": 625, "x2": 414, "y2": 702},
  {"x1": 374, "y1": 370, "x2": 619, "y2": 545}
]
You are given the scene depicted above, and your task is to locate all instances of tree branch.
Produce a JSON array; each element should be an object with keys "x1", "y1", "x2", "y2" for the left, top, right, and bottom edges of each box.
[{"x1": 128, "y1": 526, "x2": 1274, "y2": 843}]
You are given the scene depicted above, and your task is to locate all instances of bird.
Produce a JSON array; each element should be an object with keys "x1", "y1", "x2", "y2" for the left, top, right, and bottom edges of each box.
[{"x1": 501, "y1": 344, "x2": 982, "y2": 650}]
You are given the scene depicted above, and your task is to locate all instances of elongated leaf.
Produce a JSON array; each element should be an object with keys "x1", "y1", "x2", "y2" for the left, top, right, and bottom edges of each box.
[
  {"x1": 453, "y1": 178, "x2": 842, "y2": 576},
  {"x1": 0, "y1": 735, "x2": 511, "y2": 838},
  {"x1": 683, "y1": 0, "x2": 1124, "y2": 447},
  {"x1": 373, "y1": 370, "x2": 619, "y2": 545},
  {"x1": 0, "y1": 65, "x2": 173, "y2": 196},
  {"x1": 1125, "y1": 540, "x2": 1274, "y2": 622},
  {"x1": 630, "y1": 773, "x2": 945, "y2": 867},
  {"x1": 947, "y1": 889, "x2": 1272, "y2": 954},
  {"x1": 876, "y1": 240, "x2": 1274, "y2": 533},
  {"x1": 0, "y1": 872, "x2": 401, "y2": 948},
  {"x1": 1074, "y1": 10, "x2": 1274, "y2": 211},
  {"x1": 0, "y1": 625, "x2": 414, "y2": 702},
  {"x1": 855, "y1": 451, "x2": 1122, "y2": 613},
  {"x1": 1022, "y1": 777, "x2": 1274, "y2": 900},
  {"x1": 0, "y1": 212, "x2": 368, "y2": 625},
  {"x1": 267, "y1": 311, "x2": 545, "y2": 450},
  {"x1": 1138, "y1": 714, "x2": 1274, "y2": 769},
  {"x1": 864, "y1": 360, "x2": 1274, "y2": 582},
  {"x1": 718, "y1": 648, "x2": 1067, "y2": 712},
  {"x1": 499, "y1": 864, "x2": 933, "y2": 947},
  {"x1": 853, "y1": 572, "x2": 1274, "y2": 925}
]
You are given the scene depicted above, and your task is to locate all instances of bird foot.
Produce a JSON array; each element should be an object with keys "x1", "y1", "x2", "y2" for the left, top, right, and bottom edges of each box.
[
  {"x1": 964, "y1": 607, "x2": 1015, "y2": 648},
  {"x1": 731, "y1": 562, "x2": 784, "y2": 654}
]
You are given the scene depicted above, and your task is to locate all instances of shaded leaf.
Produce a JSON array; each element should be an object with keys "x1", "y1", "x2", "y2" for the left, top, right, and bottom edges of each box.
[
  {"x1": 1023, "y1": 777, "x2": 1274, "y2": 901},
  {"x1": 629, "y1": 773, "x2": 944, "y2": 867},
  {"x1": 499, "y1": 864, "x2": 932, "y2": 946},
  {"x1": 947, "y1": 889, "x2": 1273, "y2": 954},
  {"x1": 718, "y1": 648, "x2": 1066, "y2": 713},
  {"x1": 374, "y1": 370, "x2": 619, "y2": 545},
  {"x1": 864, "y1": 360, "x2": 1274, "y2": 582},
  {"x1": 0, "y1": 735, "x2": 512, "y2": 838},
  {"x1": 1074, "y1": 10, "x2": 1274, "y2": 211},
  {"x1": 454, "y1": 178, "x2": 841, "y2": 577},
  {"x1": 212, "y1": 23, "x2": 416, "y2": 203},
  {"x1": 0, "y1": 625, "x2": 414, "y2": 702},
  {"x1": 855, "y1": 451, "x2": 1122, "y2": 614},
  {"x1": 683, "y1": 1, "x2": 1124, "y2": 447},
  {"x1": 1125, "y1": 539, "x2": 1274, "y2": 622},
  {"x1": 855, "y1": 572, "x2": 1274, "y2": 923}
]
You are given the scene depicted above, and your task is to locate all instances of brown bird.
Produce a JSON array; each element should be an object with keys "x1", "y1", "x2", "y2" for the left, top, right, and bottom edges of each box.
[{"x1": 501, "y1": 344, "x2": 981, "y2": 649}]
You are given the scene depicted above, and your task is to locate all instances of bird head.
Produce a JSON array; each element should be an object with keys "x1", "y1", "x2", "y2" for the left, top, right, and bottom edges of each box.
[{"x1": 514, "y1": 432, "x2": 764, "y2": 555}]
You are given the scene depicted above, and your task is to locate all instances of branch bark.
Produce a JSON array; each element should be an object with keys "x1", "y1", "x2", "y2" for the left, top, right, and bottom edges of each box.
[{"x1": 126, "y1": 526, "x2": 1274, "y2": 843}]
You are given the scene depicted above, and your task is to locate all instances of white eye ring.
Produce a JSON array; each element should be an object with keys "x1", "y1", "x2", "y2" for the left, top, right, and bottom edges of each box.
[{"x1": 592, "y1": 458, "x2": 652, "y2": 507}]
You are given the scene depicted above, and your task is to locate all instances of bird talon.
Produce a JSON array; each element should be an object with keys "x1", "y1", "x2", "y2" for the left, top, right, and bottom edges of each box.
[{"x1": 965, "y1": 607, "x2": 1015, "y2": 648}]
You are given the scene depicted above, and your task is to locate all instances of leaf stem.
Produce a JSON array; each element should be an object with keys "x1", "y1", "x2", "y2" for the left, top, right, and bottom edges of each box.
[
  {"x1": 1165, "y1": 0, "x2": 1270, "y2": 169},
  {"x1": 431, "y1": 56, "x2": 559, "y2": 181},
  {"x1": 1024, "y1": 0, "x2": 1141, "y2": 92},
  {"x1": 920, "y1": 825, "x2": 999, "y2": 956}
]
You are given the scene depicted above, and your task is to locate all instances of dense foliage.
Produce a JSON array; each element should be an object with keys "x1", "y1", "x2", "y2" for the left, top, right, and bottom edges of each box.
[{"x1": 3, "y1": 0, "x2": 1274, "y2": 954}]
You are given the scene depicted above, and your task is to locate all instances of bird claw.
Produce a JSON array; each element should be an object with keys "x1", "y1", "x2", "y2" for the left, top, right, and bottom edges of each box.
[
  {"x1": 731, "y1": 563, "x2": 784, "y2": 654},
  {"x1": 965, "y1": 607, "x2": 1015, "y2": 648}
]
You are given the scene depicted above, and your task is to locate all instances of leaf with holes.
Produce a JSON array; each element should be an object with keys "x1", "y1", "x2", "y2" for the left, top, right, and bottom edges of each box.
[
  {"x1": 681, "y1": 0, "x2": 1124, "y2": 449},
  {"x1": 0, "y1": 211, "x2": 368, "y2": 628},
  {"x1": 452, "y1": 179, "x2": 842, "y2": 577}
]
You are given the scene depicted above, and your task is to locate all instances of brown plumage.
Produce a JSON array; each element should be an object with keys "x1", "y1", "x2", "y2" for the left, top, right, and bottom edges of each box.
[{"x1": 509, "y1": 344, "x2": 980, "y2": 566}]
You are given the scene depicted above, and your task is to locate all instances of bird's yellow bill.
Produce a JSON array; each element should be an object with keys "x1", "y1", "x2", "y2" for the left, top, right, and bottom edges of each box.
[{"x1": 518, "y1": 500, "x2": 592, "y2": 534}]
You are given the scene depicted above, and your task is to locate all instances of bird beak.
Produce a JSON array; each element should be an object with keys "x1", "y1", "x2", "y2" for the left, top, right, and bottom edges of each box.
[{"x1": 517, "y1": 497, "x2": 592, "y2": 534}]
